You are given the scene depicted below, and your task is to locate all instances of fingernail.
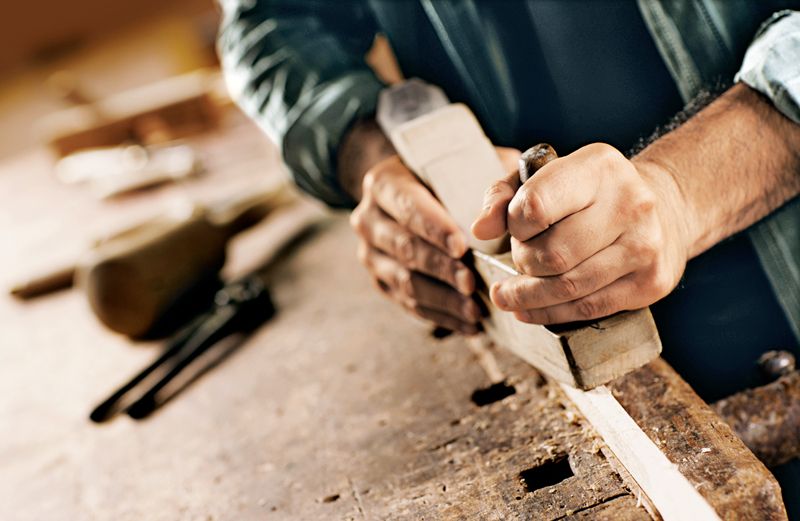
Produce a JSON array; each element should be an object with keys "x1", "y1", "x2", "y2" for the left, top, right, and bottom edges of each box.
[
  {"x1": 455, "y1": 268, "x2": 474, "y2": 295},
  {"x1": 447, "y1": 234, "x2": 466, "y2": 258},
  {"x1": 463, "y1": 300, "x2": 481, "y2": 321},
  {"x1": 491, "y1": 284, "x2": 506, "y2": 308}
]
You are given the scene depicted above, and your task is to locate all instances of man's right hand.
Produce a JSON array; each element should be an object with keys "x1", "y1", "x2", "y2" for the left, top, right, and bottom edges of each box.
[{"x1": 349, "y1": 155, "x2": 483, "y2": 334}]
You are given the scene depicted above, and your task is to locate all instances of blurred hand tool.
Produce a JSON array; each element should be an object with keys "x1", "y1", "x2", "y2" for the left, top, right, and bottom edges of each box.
[
  {"x1": 55, "y1": 142, "x2": 201, "y2": 199},
  {"x1": 11, "y1": 184, "x2": 297, "y2": 338},
  {"x1": 40, "y1": 69, "x2": 226, "y2": 156},
  {"x1": 90, "y1": 273, "x2": 274, "y2": 422}
]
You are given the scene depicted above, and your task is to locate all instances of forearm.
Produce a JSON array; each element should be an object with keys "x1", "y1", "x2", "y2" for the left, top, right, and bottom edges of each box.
[
  {"x1": 218, "y1": 0, "x2": 384, "y2": 207},
  {"x1": 634, "y1": 83, "x2": 800, "y2": 259},
  {"x1": 337, "y1": 118, "x2": 396, "y2": 202}
]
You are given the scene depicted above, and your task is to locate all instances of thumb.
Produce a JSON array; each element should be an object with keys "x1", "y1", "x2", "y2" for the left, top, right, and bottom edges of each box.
[{"x1": 471, "y1": 169, "x2": 519, "y2": 240}]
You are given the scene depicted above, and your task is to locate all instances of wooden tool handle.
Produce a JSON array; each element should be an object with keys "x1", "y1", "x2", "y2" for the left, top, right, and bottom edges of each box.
[
  {"x1": 79, "y1": 185, "x2": 298, "y2": 337},
  {"x1": 10, "y1": 265, "x2": 76, "y2": 299},
  {"x1": 519, "y1": 143, "x2": 558, "y2": 183}
]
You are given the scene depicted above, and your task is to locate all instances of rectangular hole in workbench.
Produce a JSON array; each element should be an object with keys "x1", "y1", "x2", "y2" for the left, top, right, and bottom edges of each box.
[
  {"x1": 470, "y1": 381, "x2": 516, "y2": 406},
  {"x1": 519, "y1": 456, "x2": 574, "y2": 492}
]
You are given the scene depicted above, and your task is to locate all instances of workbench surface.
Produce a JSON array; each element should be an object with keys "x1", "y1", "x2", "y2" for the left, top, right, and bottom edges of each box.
[{"x1": 0, "y1": 113, "x2": 656, "y2": 520}]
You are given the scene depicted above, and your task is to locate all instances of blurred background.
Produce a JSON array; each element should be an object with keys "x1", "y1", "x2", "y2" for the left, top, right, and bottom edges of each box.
[{"x1": 0, "y1": 0, "x2": 218, "y2": 159}]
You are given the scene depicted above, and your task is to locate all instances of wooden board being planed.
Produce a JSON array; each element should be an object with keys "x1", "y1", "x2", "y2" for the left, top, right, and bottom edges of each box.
[{"x1": 388, "y1": 102, "x2": 661, "y2": 389}]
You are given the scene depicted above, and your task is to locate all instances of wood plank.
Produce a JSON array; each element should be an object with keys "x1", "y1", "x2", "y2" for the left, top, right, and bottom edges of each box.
[
  {"x1": 560, "y1": 358, "x2": 788, "y2": 520},
  {"x1": 1, "y1": 109, "x2": 654, "y2": 519},
  {"x1": 560, "y1": 383, "x2": 721, "y2": 521},
  {"x1": 609, "y1": 359, "x2": 788, "y2": 521},
  {"x1": 348, "y1": 340, "x2": 653, "y2": 520},
  {"x1": 40, "y1": 69, "x2": 223, "y2": 156}
]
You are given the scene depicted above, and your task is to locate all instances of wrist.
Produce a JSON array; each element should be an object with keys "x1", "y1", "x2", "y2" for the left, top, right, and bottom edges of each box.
[
  {"x1": 337, "y1": 118, "x2": 396, "y2": 202},
  {"x1": 633, "y1": 157, "x2": 696, "y2": 262}
]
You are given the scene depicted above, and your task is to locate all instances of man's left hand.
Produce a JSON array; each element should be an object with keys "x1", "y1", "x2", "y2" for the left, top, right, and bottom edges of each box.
[{"x1": 471, "y1": 143, "x2": 691, "y2": 325}]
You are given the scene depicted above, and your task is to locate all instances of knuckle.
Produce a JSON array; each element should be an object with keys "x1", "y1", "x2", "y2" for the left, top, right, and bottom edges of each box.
[
  {"x1": 349, "y1": 206, "x2": 364, "y2": 230},
  {"x1": 506, "y1": 283, "x2": 529, "y2": 310},
  {"x1": 575, "y1": 296, "x2": 604, "y2": 320},
  {"x1": 647, "y1": 267, "x2": 674, "y2": 297},
  {"x1": 538, "y1": 247, "x2": 570, "y2": 274},
  {"x1": 394, "y1": 191, "x2": 416, "y2": 225},
  {"x1": 591, "y1": 142, "x2": 623, "y2": 165},
  {"x1": 553, "y1": 272, "x2": 580, "y2": 300},
  {"x1": 519, "y1": 188, "x2": 550, "y2": 229},
  {"x1": 625, "y1": 189, "x2": 656, "y2": 220},
  {"x1": 634, "y1": 191, "x2": 656, "y2": 216},
  {"x1": 484, "y1": 181, "x2": 511, "y2": 205},
  {"x1": 393, "y1": 233, "x2": 416, "y2": 265},
  {"x1": 362, "y1": 169, "x2": 379, "y2": 193},
  {"x1": 628, "y1": 237, "x2": 657, "y2": 266},
  {"x1": 396, "y1": 269, "x2": 414, "y2": 297}
]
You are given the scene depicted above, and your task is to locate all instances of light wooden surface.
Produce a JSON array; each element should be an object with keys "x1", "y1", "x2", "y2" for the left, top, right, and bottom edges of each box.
[
  {"x1": 0, "y1": 110, "x2": 786, "y2": 520},
  {"x1": 0, "y1": 112, "x2": 657, "y2": 520}
]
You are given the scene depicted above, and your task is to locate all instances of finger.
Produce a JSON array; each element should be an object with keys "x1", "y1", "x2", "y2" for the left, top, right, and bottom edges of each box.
[
  {"x1": 403, "y1": 274, "x2": 482, "y2": 324},
  {"x1": 366, "y1": 157, "x2": 467, "y2": 257},
  {"x1": 491, "y1": 243, "x2": 636, "y2": 311},
  {"x1": 363, "y1": 247, "x2": 481, "y2": 323},
  {"x1": 411, "y1": 305, "x2": 481, "y2": 336},
  {"x1": 366, "y1": 261, "x2": 479, "y2": 334},
  {"x1": 352, "y1": 205, "x2": 475, "y2": 294},
  {"x1": 507, "y1": 145, "x2": 608, "y2": 242},
  {"x1": 513, "y1": 274, "x2": 643, "y2": 325},
  {"x1": 471, "y1": 169, "x2": 519, "y2": 241},
  {"x1": 510, "y1": 200, "x2": 622, "y2": 276}
]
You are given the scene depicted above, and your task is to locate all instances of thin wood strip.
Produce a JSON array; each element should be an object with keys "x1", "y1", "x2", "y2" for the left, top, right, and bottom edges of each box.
[
  {"x1": 611, "y1": 359, "x2": 788, "y2": 520},
  {"x1": 560, "y1": 383, "x2": 721, "y2": 521}
]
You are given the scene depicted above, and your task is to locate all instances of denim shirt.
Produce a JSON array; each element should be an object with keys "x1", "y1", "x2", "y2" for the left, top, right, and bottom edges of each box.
[{"x1": 218, "y1": 0, "x2": 800, "y2": 340}]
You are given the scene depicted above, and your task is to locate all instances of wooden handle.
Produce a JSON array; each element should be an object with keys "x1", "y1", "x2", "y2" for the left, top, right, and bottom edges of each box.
[
  {"x1": 78, "y1": 185, "x2": 297, "y2": 337},
  {"x1": 10, "y1": 265, "x2": 76, "y2": 299},
  {"x1": 519, "y1": 143, "x2": 558, "y2": 183}
]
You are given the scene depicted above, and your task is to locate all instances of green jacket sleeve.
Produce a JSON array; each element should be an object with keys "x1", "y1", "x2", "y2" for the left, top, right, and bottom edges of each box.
[{"x1": 217, "y1": 0, "x2": 385, "y2": 207}]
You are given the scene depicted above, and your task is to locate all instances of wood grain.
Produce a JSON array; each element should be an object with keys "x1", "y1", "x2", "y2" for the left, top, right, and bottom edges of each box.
[
  {"x1": 1, "y1": 111, "x2": 656, "y2": 520},
  {"x1": 609, "y1": 359, "x2": 788, "y2": 520}
]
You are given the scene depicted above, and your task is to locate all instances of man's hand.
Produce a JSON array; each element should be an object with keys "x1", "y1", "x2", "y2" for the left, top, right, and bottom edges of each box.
[
  {"x1": 350, "y1": 155, "x2": 482, "y2": 334},
  {"x1": 341, "y1": 120, "x2": 483, "y2": 334},
  {"x1": 472, "y1": 143, "x2": 691, "y2": 325}
]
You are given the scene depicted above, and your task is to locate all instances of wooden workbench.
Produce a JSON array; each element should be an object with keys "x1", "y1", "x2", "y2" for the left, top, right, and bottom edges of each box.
[{"x1": 0, "y1": 111, "x2": 783, "y2": 520}]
